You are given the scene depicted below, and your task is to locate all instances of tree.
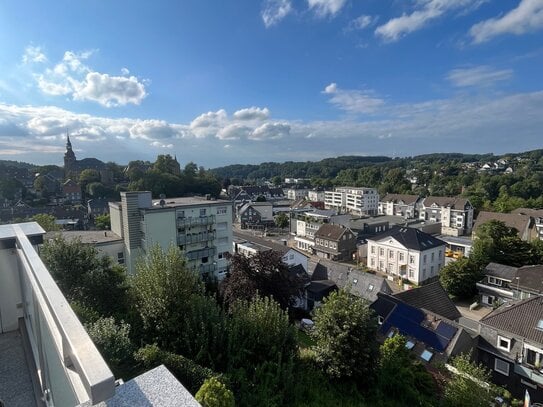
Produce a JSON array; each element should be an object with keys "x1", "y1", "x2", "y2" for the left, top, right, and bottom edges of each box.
[
  {"x1": 153, "y1": 154, "x2": 180, "y2": 175},
  {"x1": 195, "y1": 377, "x2": 235, "y2": 407},
  {"x1": 439, "y1": 258, "x2": 482, "y2": 299},
  {"x1": 271, "y1": 176, "x2": 282, "y2": 186},
  {"x1": 220, "y1": 251, "x2": 304, "y2": 310},
  {"x1": 255, "y1": 195, "x2": 266, "y2": 202},
  {"x1": 274, "y1": 212, "x2": 289, "y2": 229},
  {"x1": 41, "y1": 237, "x2": 128, "y2": 317},
  {"x1": 443, "y1": 352, "x2": 500, "y2": 407},
  {"x1": 95, "y1": 214, "x2": 111, "y2": 230},
  {"x1": 79, "y1": 169, "x2": 101, "y2": 184},
  {"x1": 311, "y1": 289, "x2": 378, "y2": 383},
  {"x1": 377, "y1": 335, "x2": 435, "y2": 405},
  {"x1": 32, "y1": 213, "x2": 59, "y2": 231}
]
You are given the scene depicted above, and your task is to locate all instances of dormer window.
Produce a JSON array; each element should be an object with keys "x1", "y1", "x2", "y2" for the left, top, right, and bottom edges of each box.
[
  {"x1": 497, "y1": 336, "x2": 511, "y2": 352},
  {"x1": 488, "y1": 276, "x2": 502, "y2": 287}
]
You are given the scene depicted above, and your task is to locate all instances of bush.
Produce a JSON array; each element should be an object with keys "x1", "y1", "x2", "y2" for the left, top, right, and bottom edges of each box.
[
  {"x1": 195, "y1": 377, "x2": 235, "y2": 407},
  {"x1": 134, "y1": 344, "x2": 216, "y2": 394}
]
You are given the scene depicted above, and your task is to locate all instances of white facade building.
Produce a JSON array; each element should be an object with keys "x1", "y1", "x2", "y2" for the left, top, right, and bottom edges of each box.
[
  {"x1": 324, "y1": 187, "x2": 379, "y2": 215},
  {"x1": 109, "y1": 191, "x2": 233, "y2": 279},
  {"x1": 418, "y1": 196, "x2": 474, "y2": 237},
  {"x1": 287, "y1": 188, "x2": 309, "y2": 200},
  {"x1": 366, "y1": 227, "x2": 446, "y2": 285},
  {"x1": 307, "y1": 190, "x2": 325, "y2": 202}
]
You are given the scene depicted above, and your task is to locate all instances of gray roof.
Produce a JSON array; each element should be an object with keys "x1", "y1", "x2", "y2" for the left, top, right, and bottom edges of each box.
[
  {"x1": 393, "y1": 281, "x2": 462, "y2": 321},
  {"x1": 48, "y1": 230, "x2": 122, "y2": 244},
  {"x1": 308, "y1": 259, "x2": 392, "y2": 303},
  {"x1": 423, "y1": 196, "x2": 471, "y2": 209},
  {"x1": 315, "y1": 224, "x2": 352, "y2": 241},
  {"x1": 484, "y1": 262, "x2": 517, "y2": 281},
  {"x1": 481, "y1": 296, "x2": 543, "y2": 345},
  {"x1": 381, "y1": 194, "x2": 420, "y2": 205},
  {"x1": 474, "y1": 211, "x2": 532, "y2": 239},
  {"x1": 233, "y1": 231, "x2": 307, "y2": 258},
  {"x1": 369, "y1": 226, "x2": 446, "y2": 251}
]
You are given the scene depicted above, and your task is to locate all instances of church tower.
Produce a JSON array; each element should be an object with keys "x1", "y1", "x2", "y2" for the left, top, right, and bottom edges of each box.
[{"x1": 64, "y1": 134, "x2": 77, "y2": 178}]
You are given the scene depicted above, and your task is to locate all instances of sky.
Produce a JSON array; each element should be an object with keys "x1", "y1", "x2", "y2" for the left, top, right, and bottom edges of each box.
[{"x1": 0, "y1": 0, "x2": 542, "y2": 168}]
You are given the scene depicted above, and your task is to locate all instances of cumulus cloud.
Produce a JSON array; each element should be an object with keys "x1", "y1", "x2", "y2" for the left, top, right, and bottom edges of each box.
[
  {"x1": 217, "y1": 123, "x2": 252, "y2": 140},
  {"x1": 262, "y1": 0, "x2": 292, "y2": 27},
  {"x1": 250, "y1": 122, "x2": 290, "y2": 140},
  {"x1": 129, "y1": 120, "x2": 182, "y2": 140},
  {"x1": 375, "y1": 0, "x2": 485, "y2": 42},
  {"x1": 22, "y1": 46, "x2": 47, "y2": 64},
  {"x1": 447, "y1": 65, "x2": 513, "y2": 87},
  {"x1": 347, "y1": 15, "x2": 376, "y2": 31},
  {"x1": 150, "y1": 141, "x2": 174, "y2": 148},
  {"x1": 322, "y1": 82, "x2": 384, "y2": 114},
  {"x1": 31, "y1": 49, "x2": 147, "y2": 107},
  {"x1": 470, "y1": 0, "x2": 543, "y2": 43},
  {"x1": 233, "y1": 106, "x2": 270, "y2": 120},
  {"x1": 307, "y1": 0, "x2": 347, "y2": 17}
]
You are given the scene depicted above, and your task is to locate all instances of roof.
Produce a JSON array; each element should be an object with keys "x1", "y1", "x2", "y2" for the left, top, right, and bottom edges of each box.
[
  {"x1": 380, "y1": 194, "x2": 420, "y2": 205},
  {"x1": 511, "y1": 208, "x2": 543, "y2": 218},
  {"x1": 233, "y1": 231, "x2": 308, "y2": 258},
  {"x1": 308, "y1": 259, "x2": 392, "y2": 303},
  {"x1": 423, "y1": 196, "x2": 470, "y2": 209},
  {"x1": 516, "y1": 265, "x2": 543, "y2": 293},
  {"x1": 306, "y1": 280, "x2": 337, "y2": 296},
  {"x1": 0, "y1": 222, "x2": 45, "y2": 240},
  {"x1": 149, "y1": 196, "x2": 231, "y2": 208},
  {"x1": 481, "y1": 296, "x2": 543, "y2": 344},
  {"x1": 314, "y1": 223, "x2": 351, "y2": 240},
  {"x1": 483, "y1": 262, "x2": 517, "y2": 280},
  {"x1": 393, "y1": 281, "x2": 461, "y2": 321},
  {"x1": 369, "y1": 226, "x2": 446, "y2": 251},
  {"x1": 48, "y1": 230, "x2": 123, "y2": 244},
  {"x1": 473, "y1": 211, "x2": 532, "y2": 238}
]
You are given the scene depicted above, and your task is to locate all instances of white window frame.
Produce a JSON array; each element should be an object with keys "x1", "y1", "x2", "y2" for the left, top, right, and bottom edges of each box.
[
  {"x1": 377, "y1": 315, "x2": 384, "y2": 325},
  {"x1": 494, "y1": 358, "x2": 510, "y2": 376},
  {"x1": 488, "y1": 276, "x2": 502, "y2": 287},
  {"x1": 497, "y1": 336, "x2": 511, "y2": 352}
]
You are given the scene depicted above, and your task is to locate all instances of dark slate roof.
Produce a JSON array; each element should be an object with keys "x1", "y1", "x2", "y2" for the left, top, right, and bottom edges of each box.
[
  {"x1": 484, "y1": 262, "x2": 517, "y2": 280},
  {"x1": 516, "y1": 265, "x2": 543, "y2": 294},
  {"x1": 381, "y1": 194, "x2": 420, "y2": 205},
  {"x1": 370, "y1": 226, "x2": 446, "y2": 251},
  {"x1": 308, "y1": 259, "x2": 392, "y2": 303},
  {"x1": 306, "y1": 280, "x2": 337, "y2": 296},
  {"x1": 481, "y1": 296, "x2": 543, "y2": 344},
  {"x1": 423, "y1": 196, "x2": 470, "y2": 209},
  {"x1": 288, "y1": 264, "x2": 310, "y2": 286},
  {"x1": 315, "y1": 223, "x2": 351, "y2": 241},
  {"x1": 233, "y1": 231, "x2": 299, "y2": 256},
  {"x1": 371, "y1": 293, "x2": 398, "y2": 318},
  {"x1": 393, "y1": 281, "x2": 461, "y2": 321}
]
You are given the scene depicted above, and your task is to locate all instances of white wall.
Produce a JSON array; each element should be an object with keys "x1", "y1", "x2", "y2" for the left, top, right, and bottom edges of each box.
[{"x1": 0, "y1": 247, "x2": 23, "y2": 332}]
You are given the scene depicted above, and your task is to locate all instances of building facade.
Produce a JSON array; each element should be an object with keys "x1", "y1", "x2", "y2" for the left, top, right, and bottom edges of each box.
[
  {"x1": 324, "y1": 187, "x2": 379, "y2": 215},
  {"x1": 109, "y1": 191, "x2": 233, "y2": 279},
  {"x1": 418, "y1": 196, "x2": 474, "y2": 236},
  {"x1": 378, "y1": 194, "x2": 420, "y2": 218},
  {"x1": 313, "y1": 223, "x2": 357, "y2": 261}
]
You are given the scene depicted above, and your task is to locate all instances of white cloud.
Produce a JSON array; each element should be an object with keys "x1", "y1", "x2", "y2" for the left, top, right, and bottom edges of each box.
[
  {"x1": 307, "y1": 0, "x2": 347, "y2": 17},
  {"x1": 190, "y1": 109, "x2": 227, "y2": 138},
  {"x1": 233, "y1": 106, "x2": 270, "y2": 120},
  {"x1": 322, "y1": 82, "x2": 384, "y2": 114},
  {"x1": 375, "y1": 0, "x2": 485, "y2": 42},
  {"x1": 262, "y1": 0, "x2": 292, "y2": 27},
  {"x1": 224, "y1": 144, "x2": 231, "y2": 149},
  {"x1": 121, "y1": 67, "x2": 130, "y2": 75},
  {"x1": 447, "y1": 65, "x2": 513, "y2": 87},
  {"x1": 470, "y1": 0, "x2": 543, "y2": 43},
  {"x1": 31, "y1": 49, "x2": 147, "y2": 107},
  {"x1": 129, "y1": 120, "x2": 183, "y2": 140},
  {"x1": 217, "y1": 123, "x2": 252, "y2": 140},
  {"x1": 250, "y1": 122, "x2": 290, "y2": 140},
  {"x1": 22, "y1": 46, "x2": 47, "y2": 64},
  {"x1": 347, "y1": 15, "x2": 376, "y2": 30},
  {"x1": 150, "y1": 141, "x2": 174, "y2": 148}
]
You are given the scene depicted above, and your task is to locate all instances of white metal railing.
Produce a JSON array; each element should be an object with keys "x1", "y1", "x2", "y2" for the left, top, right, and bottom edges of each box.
[{"x1": 14, "y1": 224, "x2": 115, "y2": 406}]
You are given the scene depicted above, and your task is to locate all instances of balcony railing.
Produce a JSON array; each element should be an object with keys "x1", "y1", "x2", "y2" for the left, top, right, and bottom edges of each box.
[
  {"x1": 177, "y1": 231, "x2": 216, "y2": 245},
  {"x1": 177, "y1": 215, "x2": 216, "y2": 228},
  {"x1": 186, "y1": 246, "x2": 216, "y2": 261},
  {"x1": 514, "y1": 363, "x2": 543, "y2": 386},
  {"x1": 5, "y1": 223, "x2": 115, "y2": 405}
]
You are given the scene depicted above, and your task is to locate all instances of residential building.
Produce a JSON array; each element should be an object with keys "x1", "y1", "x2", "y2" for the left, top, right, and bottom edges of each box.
[
  {"x1": 293, "y1": 209, "x2": 337, "y2": 253},
  {"x1": 477, "y1": 297, "x2": 543, "y2": 400},
  {"x1": 314, "y1": 223, "x2": 357, "y2": 261},
  {"x1": 371, "y1": 292, "x2": 473, "y2": 365},
  {"x1": 227, "y1": 185, "x2": 284, "y2": 202},
  {"x1": 325, "y1": 187, "x2": 379, "y2": 215},
  {"x1": 511, "y1": 208, "x2": 543, "y2": 241},
  {"x1": 366, "y1": 226, "x2": 446, "y2": 285},
  {"x1": 287, "y1": 187, "x2": 309, "y2": 200},
  {"x1": 237, "y1": 201, "x2": 274, "y2": 229},
  {"x1": 0, "y1": 222, "x2": 197, "y2": 406},
  {"x1": 477, "y1": 263, "x2": 543, "y2": 307},
  {"x1": 109, "y1": 191, "x2": 233, "y2": 279},
  {"x1": 62, "y1": 178, "x2": 82, "y2": 203},
  {"x1": 87, "y1": 197, "x2": 110, "y2": 217},
  {"x1": 474, "y1": 211, "x2": 533, "y2": 241},
  {"x1": 418, "y1": 196, "x2": 474, "y2": 236},
  {"x1": 307, "y1": 189, "x2": 325, "y2": 202},
  {"x1": 378, "y1": 193, "x2": 420, "y2": 218}
]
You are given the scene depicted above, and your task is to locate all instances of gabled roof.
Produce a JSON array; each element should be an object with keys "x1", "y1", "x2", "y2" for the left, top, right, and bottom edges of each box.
[
  {"x1": 473, "y1": 211, "x2": 532, "y2": 239},
  {"x1": 511, "y1": 208, "x2": 543, "y2": 218},
  {"x1": 423, "y1": 196, "x2": 471, "y2": 209},
  {"x1": 393, "y1": 281, "x2": 461, "y2": 321},
  {"x1": 314, "y1": 223, "x2": 352, "y2": 241},
  {"x1": 369, "y1": 226, "x2": 445, "y2": 251},
  {"x1": 481, "y1": 296, "x2": 543, "y2": 344},
  {"x1": 380, "y1": 194, "x2": 420, "y2": 205},
  {"x1": 233, "y1": 231, "x2": 308, "y2": 258},
  {"x1": 483, "y1": 262, "x2": 517, "y2": 280},
  {"x1": 516, "y1": 265, "x2": 543, "y2": 294}
]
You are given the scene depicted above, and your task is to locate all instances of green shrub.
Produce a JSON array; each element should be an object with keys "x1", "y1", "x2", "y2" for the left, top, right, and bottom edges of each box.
[
  {"x1": 86, "y1": 317, "x2": 134, "y2": 369},
  {"x1": 195, "y1": 377, "x2": 235, "y2": 407}
]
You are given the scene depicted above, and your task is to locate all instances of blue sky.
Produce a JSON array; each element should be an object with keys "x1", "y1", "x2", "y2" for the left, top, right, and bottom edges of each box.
[{"x1": 0, "y1": 0, "x2": 542, "y2": 168}]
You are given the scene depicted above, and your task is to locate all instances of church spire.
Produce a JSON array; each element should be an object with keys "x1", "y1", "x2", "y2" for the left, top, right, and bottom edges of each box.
[{"x1": 66, "y1": 131, "x2": 72, "y2": 150}]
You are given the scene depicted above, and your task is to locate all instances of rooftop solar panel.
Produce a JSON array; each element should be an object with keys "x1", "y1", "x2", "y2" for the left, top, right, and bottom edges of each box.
[{"x1": 435, "y1": 321, "x2": 458, "y2": 340}]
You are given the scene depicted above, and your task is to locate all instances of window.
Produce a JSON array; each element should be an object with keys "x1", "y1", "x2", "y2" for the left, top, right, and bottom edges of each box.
[
  {"x1": 117, "y1": 252, "x2": 124, "y2": 265},
  {"x1": 420, "y1": 350, "x2": 433, "y2": 362},
  {"x1": 367, "y1": 284, "x2": 374, "y2": 291},
  {"x1": 380, "y1": 248, "x2": 384, "y2": 256},
  {"x1": 431, "y1": 252, "x2": 434, "y2": 261},
  {"x1": 218, "y1": 251, "x2": 229, "y2": 259},
  {"x1": 423, "y1": 254, "x2": 427, "y2": 264},
  {"x1": 178, "y1": 210, "x2": 185, "y2": 218},
  {"x1": 370, "y1": 258, "x2": 375, "y2": 266},
  {"x1": 488, "y1": 277, "x2": 502, "y2": 286},
  {"x1": 200, "y1": 208, "x2": 207, "y2": 216},
  {"x1": 378, "y1": 316, "x2": 384, "y2": 325},
  {"x1": 371, "y1": 246, "x2": 375, "y2": 254},
  {"x1": 494, "y1": 358, "x2": 510, "y2": 376},
  {"x1": 482, "y1": 295, "x2": 494, "y2": 305},
  {"x1": 497, "y1": 336, "x2": 511, "y2": 352},
  {"x1": 387, "y1": 329, "x2": 395, "y2": 338},
  {"x1": 399, "y1": 252, "x2": 404, "y2": 261},
  {"x1": 389, "y1": 250, "x2": 394, "y2": 259},
  {"x1": 409, "y1": 269, "x2": 414, "y2": 278},
  {"x1": 405, "y1": 341, "x2": 415, "y2": 350},
  {"x1": 537, "y1": 320, "x2": 543, "y2": 330},
  {"x1": 431, "y1": 266, "x2": 434, "y2": 275},
  {"x1": 217, "y1": 206, "x2": 227, "y2": 215},
  {"x1": 409, "y1": 255, "x2": 415, "y2": 265}
]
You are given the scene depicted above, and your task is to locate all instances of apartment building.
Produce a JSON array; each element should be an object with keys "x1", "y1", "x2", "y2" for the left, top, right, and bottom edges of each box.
[
  {"x1": 324, "y1": 187, "x2": 379, "y2": 215},
  {"x1": 287, "y1": 188, "x2": 309, "y2": 200},
  {"x1": 378, "y1": 193, "x2": 420, "y2": 218},
  {"x1": 367, "y1": 226, "x2": 446, "y2": 285},
  {"x1": 418, "y1": 196, "x2": 474, "y2": 236},
  {"x1": 307, "y1": 189, "x2": 325, "y2": 202},
  {"x1": 109, "y1": 191, "x2": 233, "y2": 279}
]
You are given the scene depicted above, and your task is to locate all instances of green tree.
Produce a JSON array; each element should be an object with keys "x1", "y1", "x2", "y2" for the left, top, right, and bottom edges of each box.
[
  {"x1": 443, "y1": 352, "x2": 500, "y2": 407},
  {"x1": 271, "y1": 176, "x2": 282, "y2": 186},
  {"x1": 41, "y1": 237, "x2": 128, "y2": 317},
  {"x1": 32, "y1": 213, "x2": 59, "y2": 231},
  {"x1": 274, "y1": 212, "x2": 289, "y2": 229},
  {"x1": 153, "y1": 154, "x2": 180, "y2": 175},
  {"x1": 195, "y1": 377, "x2": 235, "y2": 407},
  {"x1": 439, "y1": 258, "x2": 482, "y2": 299},
  {"x1": 95, "y1": 213, "x2": 111, "y2": 230},
  {"x1": 311, "y1": 289, "x2": 378, "y2": 383},
  {"x1": 79, "y1": 169, "x2": 101, "y2": 184}
]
